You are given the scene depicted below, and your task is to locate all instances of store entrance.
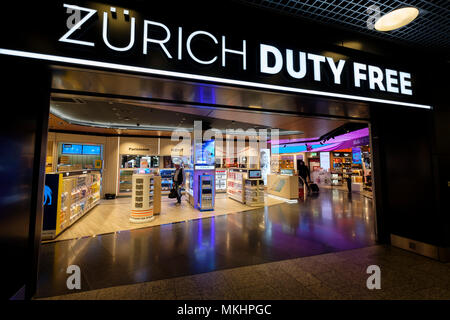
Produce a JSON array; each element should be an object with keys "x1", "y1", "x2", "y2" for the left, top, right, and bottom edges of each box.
[
  {"x1": 43, "y1": 94, "x2": 374, "y2": 240},
  {"x1": 36, "y1": 67, "x2": 376, "y2": 297}
]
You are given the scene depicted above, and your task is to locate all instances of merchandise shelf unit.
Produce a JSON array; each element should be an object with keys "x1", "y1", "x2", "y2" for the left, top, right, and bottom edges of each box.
[
  {"x1": 130, "y1": 174, "x2": 155, "y2": 223},
  {"x1": 42, "y1": 170, "x2": 101, "y2": 240},
  {"x1": 119, "y1": 168, "x2": 158, "y2": 195},
  {"x1": 227, "y1": 169, "x2": 246, "y2": 203},
  {"x1": 244, "y1": 178, "x2": 265, "y2": 206},
  {"x1": 227, "y1": 169, "x2": 264, "y2": 205},
  {"x1": 215, "y1": 169, "x2": 227, "y2": 193},
  {"x1": 198, "y1": 174, "x2": 214, "y2": 211},
  {"x1": 160, "y1": 168, "x2": 186, "y2": 194}
]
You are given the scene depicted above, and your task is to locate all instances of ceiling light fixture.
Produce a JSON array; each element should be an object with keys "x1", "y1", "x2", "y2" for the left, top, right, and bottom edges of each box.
[{"x1": 375, "y1": 7, "x2": 419, "y2": 32}]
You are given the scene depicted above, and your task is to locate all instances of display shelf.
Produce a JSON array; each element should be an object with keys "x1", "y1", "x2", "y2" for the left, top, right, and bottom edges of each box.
[
  {"x1": 43, "y1": 170, "x2": 102, "y2": 240},
  {"x1": 130, "y1": 174, "x2": 156, "y2": 223},
  {"x1": 119, "y1": 168, "x2": 158, "y2": 195},
  {"x1": 244, "y1": 179, "x2": 265, "y2": 206},
  {"x1": 331, "y1": 172, "x2": 343, "y2": 186},
  {"x1": 160, "y1": 168, "x2": 176, "y2": 193},
  {"x1": 227, "y1": 169, "x2": 245, "y2": 203},
  {"x1": 198, "y1": 174, "x2": 214, "y2": 211},
  {"x1": 215, "y1": 169, "x2": 227, "y2": 193},
  {"x1": 227, "y1": 169, "x2": 264, "y2": 205}
]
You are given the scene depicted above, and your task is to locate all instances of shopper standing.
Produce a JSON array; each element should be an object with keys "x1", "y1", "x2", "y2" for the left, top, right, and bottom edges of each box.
[
  {"x1": 173, "y1": 163, "x2": 184, "y2": 205},
  {"x1": 297, "y1": 160, "x2": 311, "y2": 192}
]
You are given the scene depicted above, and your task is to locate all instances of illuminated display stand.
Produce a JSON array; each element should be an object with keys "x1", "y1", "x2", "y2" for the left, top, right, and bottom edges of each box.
[
  {"x1": 130, "y1": 173, "x2": 162, "y2": 223},
  {"x1": 184, "y1": 139, "x2": 216, "y2": 211},
  {"x1": 187, "y1": 165, "x2": 216, "y2": 211},
  {"x1": 198, "y1": 174, "x2": 215, "y2": 211},
  {"x1": 42, "y1": 170, "x2": 101, "y2": 240}
]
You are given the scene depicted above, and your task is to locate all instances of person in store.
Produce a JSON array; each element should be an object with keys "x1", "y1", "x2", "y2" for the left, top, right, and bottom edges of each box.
[
  {"x1": 297, "y1": 160, "x2": 311, "y2": 193},
  {"x1": 173, "y1": 163, "x2": 184, "y2": 205}
]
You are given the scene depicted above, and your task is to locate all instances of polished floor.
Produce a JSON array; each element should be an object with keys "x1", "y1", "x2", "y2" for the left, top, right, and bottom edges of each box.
[
  {"x1": 46, "y1": 193, "x2": 285, "y2": 242},
  {"x1": 36, "y1": 188, "x2": 375, "y2": 298},
  {"x1": 46, "y1": 193, "x2": 284, "y2": 241},
  {"x1": 42, "y1": 245, "x2": 450, "y2": 300}
]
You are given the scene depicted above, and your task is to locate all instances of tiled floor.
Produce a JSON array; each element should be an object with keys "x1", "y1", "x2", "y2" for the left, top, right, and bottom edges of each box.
[
  {"x1": 42, "y1": 245, "x2": 450, "y2": 300},
  {"x1": 36, "y1": 188, "x2": 376, "y2": 298}
]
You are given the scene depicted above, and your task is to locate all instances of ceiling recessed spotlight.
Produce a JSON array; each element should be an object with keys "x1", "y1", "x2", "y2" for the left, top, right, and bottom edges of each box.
[{"x1": 375, "y1": 7, "x2": 419, "y2": 32}]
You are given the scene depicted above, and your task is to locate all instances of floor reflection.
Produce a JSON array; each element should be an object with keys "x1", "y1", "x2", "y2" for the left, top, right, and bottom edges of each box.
[{"x1": 36, "y1": 189, "x2": 375, "y2": 298}]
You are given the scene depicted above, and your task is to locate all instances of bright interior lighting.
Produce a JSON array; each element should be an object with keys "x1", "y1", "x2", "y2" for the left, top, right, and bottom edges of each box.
[{"x1": 375, "y1": 7, "x2": 419, "y2": 31}]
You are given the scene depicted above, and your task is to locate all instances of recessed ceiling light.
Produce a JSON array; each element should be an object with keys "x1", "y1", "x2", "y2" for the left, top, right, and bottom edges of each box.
[{"x1": 375, "y1": 7, "x2": 419, "y2": 32}]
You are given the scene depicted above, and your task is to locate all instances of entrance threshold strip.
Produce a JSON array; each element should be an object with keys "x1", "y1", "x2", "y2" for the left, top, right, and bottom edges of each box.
[
  {"x1": 0, "y1": 48, "x2": 432, "y2": 110},
  {"x1": 267, "y1": 194, "x2": 298, "y2": 204}
]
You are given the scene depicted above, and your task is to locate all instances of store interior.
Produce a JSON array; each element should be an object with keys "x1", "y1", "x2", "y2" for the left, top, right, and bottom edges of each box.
[{"x1": 42, "y1": 96, "x2": 373, "y2": 242}]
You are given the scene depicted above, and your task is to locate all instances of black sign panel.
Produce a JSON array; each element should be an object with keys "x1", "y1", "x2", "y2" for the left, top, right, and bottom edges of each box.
[
  {"x1": 0, "y1": 1, "x2": 432, "y2": 109},
  {"x1": 42, "y1": 174, "x2": 60, "y2": 231}
]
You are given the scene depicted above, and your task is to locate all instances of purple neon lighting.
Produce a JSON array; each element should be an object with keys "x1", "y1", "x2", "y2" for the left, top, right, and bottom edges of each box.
[{"x1": 271, "y1": 128, "x2": 369, "y2": 152}]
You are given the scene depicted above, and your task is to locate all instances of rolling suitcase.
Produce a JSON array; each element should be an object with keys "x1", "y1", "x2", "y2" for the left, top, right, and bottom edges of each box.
[{"x1": 309, "y1": 183, "x2": 319, "y2": 193}]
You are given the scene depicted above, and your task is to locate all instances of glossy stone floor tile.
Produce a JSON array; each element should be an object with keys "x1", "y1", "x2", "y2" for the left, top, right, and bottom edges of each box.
[
  {"x1": 36, "y1": 188, "x2": 376, "y2": 298},
  {"x1": 42, "y1": 245, "x2": 450, "y2": 300}
]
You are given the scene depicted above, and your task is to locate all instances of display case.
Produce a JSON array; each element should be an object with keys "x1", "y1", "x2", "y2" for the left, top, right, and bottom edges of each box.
[
  {"x1": 331, "y1": 172, "x2": 343, "y2": 186},
  {"x1": 42, "y1": 170, "x2": 101, "y2": 240},
  {"x1": 185, "y1": 169, "x2": 194, "y2": 197},
  {"x1": 198, "y1": 174, "x2": 214, "y2": 211},
  {"x1": 119, "y1": 169, "x2": 134, "y2": 193},
  {"x1": 119, "y1": 168, "x2": 158, "y2": 195},
  {"x1": 215, "y1": 169, "x2": 227, "y2": 192},
  {"x1": 362, "y1": 148, "x2": 372, "y2": 191},
  {"x1": 244, "y1": 179, "x2": 265, "y2": 206},
  {"x1": 227, "y1": 169, "x2": 245, "y2": 203},
  {"x1": 332, "y1": 152, "x2": 352, "y2": 173},
  {"x1": 130, "y1": 174, "x2": 155, "y2": 223},
  {"x1": 227, "y1": 169, "x2": 264, "y2": 205},
  {"x1": 160, "y1": 168, "x2": 176, "y2": 193}
]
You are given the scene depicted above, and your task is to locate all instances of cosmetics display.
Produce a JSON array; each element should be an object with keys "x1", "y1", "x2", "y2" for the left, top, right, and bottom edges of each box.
[
  {"x1": 42, "y1": 170, "x2": 101, "y2": 240},
  {"x1": 215, "y1": 169, "x2": 227, "y2": 192}
]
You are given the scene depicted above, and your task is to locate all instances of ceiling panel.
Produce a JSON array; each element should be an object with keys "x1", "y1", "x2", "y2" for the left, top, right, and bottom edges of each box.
[
  {"x1": 239, "y1": 0, "x2": 450, "y2": 51},
  {"x1": 49, "y1": 95, "x2": 353, "y2": 139}
]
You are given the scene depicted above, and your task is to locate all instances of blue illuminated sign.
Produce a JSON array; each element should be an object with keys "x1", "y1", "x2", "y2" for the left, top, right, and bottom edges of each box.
[
  {"x1": 82, "y1": 145, "x2": 101, "y2": 155},
  {"x1": 352, "y1": 147, "x2": 362, "y2": 164},
  {"x1": 62, "y1": 144, "x2": 82, "y2": 154}
]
